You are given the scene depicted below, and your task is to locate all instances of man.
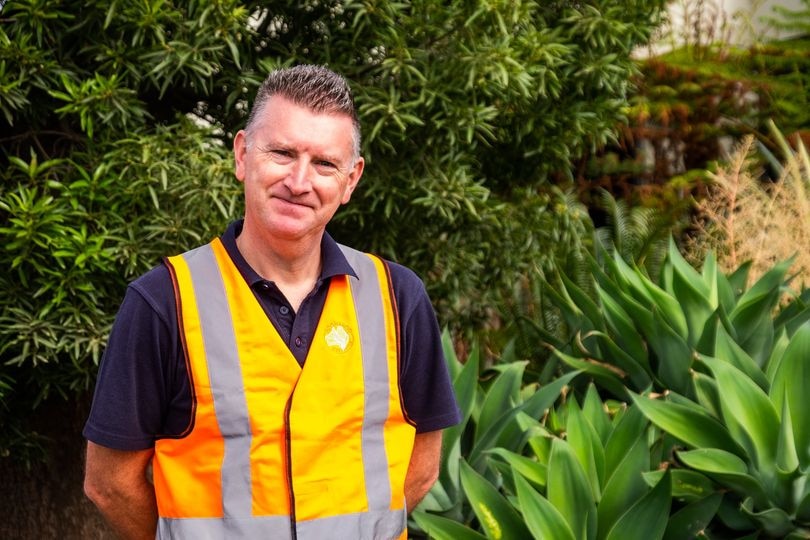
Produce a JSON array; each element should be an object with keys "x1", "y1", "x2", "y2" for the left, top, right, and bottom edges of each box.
[{"x1": 83, "y1": 65, "x2": 461, "y2": 540}]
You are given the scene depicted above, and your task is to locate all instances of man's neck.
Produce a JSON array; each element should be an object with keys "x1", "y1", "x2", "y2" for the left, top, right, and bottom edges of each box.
[{"x1": 235, "y1": 223, "x2": 323, "y2": 312}]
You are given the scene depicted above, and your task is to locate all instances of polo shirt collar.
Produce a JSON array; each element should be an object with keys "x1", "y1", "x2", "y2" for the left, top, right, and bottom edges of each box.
[{"x1": 220, "y1": 220, "x2": 358, "y2": 287}]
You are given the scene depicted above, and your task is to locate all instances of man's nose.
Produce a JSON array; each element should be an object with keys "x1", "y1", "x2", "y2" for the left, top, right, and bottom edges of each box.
[{"x1": 283, "y1": 159, "x2": 312, "y2": 195}]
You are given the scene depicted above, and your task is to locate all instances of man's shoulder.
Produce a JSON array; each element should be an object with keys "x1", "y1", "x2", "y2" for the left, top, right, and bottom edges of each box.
[{"x1": 124, "y1": 262, "x2": 176, "y2": 321}]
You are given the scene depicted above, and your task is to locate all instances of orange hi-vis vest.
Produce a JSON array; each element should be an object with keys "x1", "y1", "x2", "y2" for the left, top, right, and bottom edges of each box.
[{"x1": 155, "y1": 238, "x2": 416, "y2": 539}]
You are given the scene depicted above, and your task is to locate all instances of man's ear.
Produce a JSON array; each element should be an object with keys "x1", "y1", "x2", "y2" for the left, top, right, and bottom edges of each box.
[
  {"x1": 341, "y1": 157, "x2": 364, "y2": 204},
  {"x1": 233, "y1": 130, "x2": 248, "y2": 182}
]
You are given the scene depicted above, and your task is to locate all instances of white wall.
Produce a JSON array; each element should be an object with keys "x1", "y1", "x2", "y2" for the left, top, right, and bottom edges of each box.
[{"x1": 655, "y1": 0, "x2": 806, "y2": 52}]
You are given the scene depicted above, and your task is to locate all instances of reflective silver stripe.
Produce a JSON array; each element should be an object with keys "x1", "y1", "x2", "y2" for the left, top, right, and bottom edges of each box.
[
  {"x1": 181, "y1": 244, "x2": 253, "y2": 517},
  {"x1": 338, "y1": 245, "x2": 393, "y2": 512},
  {"x1": 297, "y1": 509, "x2": 406, "y2": 540},
  {"x1": 157, "y1": 515, "x2": 292, "y2": 540}
]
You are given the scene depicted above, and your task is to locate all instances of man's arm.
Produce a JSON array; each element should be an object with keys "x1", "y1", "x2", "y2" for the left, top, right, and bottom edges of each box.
[
  {"x1": 404, "y1": 430, "x2": 443, "y2": 512},
  {"x1": 84, "y1": 441, "x2": 158, "y2": 540}
]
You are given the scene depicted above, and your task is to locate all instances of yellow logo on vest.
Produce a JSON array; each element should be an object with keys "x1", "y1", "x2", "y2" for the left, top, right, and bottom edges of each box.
[{"x1": 325, "y1": 323, "x2": 353, "y2": 353}]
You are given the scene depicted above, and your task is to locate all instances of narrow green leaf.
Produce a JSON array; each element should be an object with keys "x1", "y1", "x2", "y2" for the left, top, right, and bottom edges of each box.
[
  {"x1": 566, "y1": 397, "x2": 604, "y2": 501},
  {"x1": 630, "y1": 392, "x2": 742, "y2": 456},
  {"x1": 677, "y1": 449, "x2": 768, "y2": 508},
  {"x1": 487, "y1": 448, "x2": 547, "y2": 489},
  {"x1": 411, "y1": 511, "x2": 488, "y2": 540},
  {"x1": 475, "y1": 362, "x2": 527, "y2": 445},
  {"x1": 642, "y1": 469, "x2": 715, "y2": 502},
  {"x1": 741, "y1": 497, "x2": 794, "y2": 538},
  {"x1": 604, "y1": 404, "x2": 648, "y2": 480},
  {"x1": 459, "y1": 459, "x2": 531, "y2": 540},
  {"x1": 547, "y1": 438, "x2": 598, "y2": 540},
  {"x1": 598, "y1": 436, "x2": 650, "y2": 540},
  {"x1": 769, "y1": 322, "x2": 810, "y2": 469},
  {"x1": 700, "y1": 355, "x2": 779, "y2": 470},
  {"x1": 582, "y1": 384, "x2": 612, "y2": 445},
  {"x1": 713, "y1": 325, "x2": 769, "y2": 389},
  {"x1": 514, "y1": 473, "x2": 576, "y2": 540},
  {"x1": 605, "y1": 470, "x2": 671, "y2": 540},
  {"x1": 662, "y1": 492, "x2": 723, "y2": 540}
]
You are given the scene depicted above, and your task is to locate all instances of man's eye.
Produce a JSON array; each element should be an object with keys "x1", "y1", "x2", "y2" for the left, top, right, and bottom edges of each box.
[{"x1": 315, "y1": 160, "x2": 337, "y2": 169}]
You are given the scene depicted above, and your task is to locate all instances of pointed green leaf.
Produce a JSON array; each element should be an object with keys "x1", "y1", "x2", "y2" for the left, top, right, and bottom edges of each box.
[
  {"x1": 475, "y1": 361, "x2": 526, "y2": 444},
  {"x1": 604, "y1": 404, "x2": 648, "y2": 480},
  {"x1": 700, "y1": 355, "x2": 779, "y2": 469},
  {"x1": 713, "y1": 325, "x2": 769, "y2": 389},
  {"x1": 642, "y1": 469, "x2": 715, "y2": 502},
  {"x1": 630, "y1": 392, "x2": 742, "y2": 456},
  {"x1": 591, "y1": 331, "x2": 652, "y2": 391},
  {"x1": 769, "y1": 322, "x2": 810, "y2": 469},
  {"x1": 561, "y1": 271, "x2": 605, "y2": 332},
  {"x1": 741, "y1": 497, "x2": 794, "y2": 538},
  {"x1": 677, "y1": 449, "x2": 768, "y2": 508},
  {"x1": 662, "y1": 492, "x2": 723, "y2": 540},
  {"x1": 605, "y1": 470, "x2": 671, "y2": 540},
  {"x1": 459, "y1": 459, "x2": 531, "y2": 540},
  {"x1": 597, "y1": 284, "x2": 648, "y2": 367},
  {"x1": 547, "y1": 438, "x2": 598, "y2": 540},
  {"x1": 582, "y1": 384, "x2": 612, "y2": 445},
  {"x1": 411, "y1": 511, "x2": 488, "y2": 540},
  {"x1": 552, "y1": 349, "x2": 627, "y2": 398},
  {"x1": 487, "y1": 448, "x2": 547, "y2": 489},
  {"x1": 514, "y1": 473, "x2": 576, "y2": 540},
  {"x1": 598, "y1": 436, "x2": 650, "y2": 540},
  {"x1": 566, "y1": 397, "x2": 604, "y2": 501}
]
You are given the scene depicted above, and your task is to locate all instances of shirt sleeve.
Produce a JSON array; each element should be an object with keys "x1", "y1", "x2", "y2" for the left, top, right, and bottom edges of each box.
[
  {"x1": 388, "y1": 262, "x2": 462, "y2": 433},
  {"x1": 82, "y1": 265, "x2": 191, "y2": 450}
]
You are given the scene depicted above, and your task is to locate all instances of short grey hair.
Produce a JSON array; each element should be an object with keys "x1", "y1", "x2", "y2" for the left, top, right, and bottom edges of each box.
[{"x1": 245, "y1": 64, "x2": 361, "y2": 161}]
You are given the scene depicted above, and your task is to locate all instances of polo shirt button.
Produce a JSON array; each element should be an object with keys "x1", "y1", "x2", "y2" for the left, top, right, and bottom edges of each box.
[
  {"x1": 280, "y1": 306, "x2": 290, "y2": 315},
  {"x1": 295, "y1": 336, "x2": 303, "y2": 347}
]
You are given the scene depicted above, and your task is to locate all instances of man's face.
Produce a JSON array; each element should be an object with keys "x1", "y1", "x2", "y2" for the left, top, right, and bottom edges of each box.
[{"x1": 233, "y1": 95, "x2": 363, "y2": 243}]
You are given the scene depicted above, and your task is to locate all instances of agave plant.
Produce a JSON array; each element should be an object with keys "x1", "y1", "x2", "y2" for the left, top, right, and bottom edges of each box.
[
  {"x1": 534, "y1": 235, "x2": 810, "y2": 537},
  {"x1": 631, "y1": 321, "x2": 810, "y2": 538},
  {"x1": 537, "y1": 237, "x2": 808, "y2": 400},
  {"x1": 411, "y1": 331, "x2": 721, "y2": 539}
]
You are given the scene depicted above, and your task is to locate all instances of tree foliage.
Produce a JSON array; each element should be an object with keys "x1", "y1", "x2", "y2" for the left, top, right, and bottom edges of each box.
[{"x1": 0, "y1": 0, "x2": 667, "y2": 457}]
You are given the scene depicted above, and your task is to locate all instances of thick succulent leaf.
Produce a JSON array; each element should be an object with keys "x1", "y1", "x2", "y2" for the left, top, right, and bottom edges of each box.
[
  {"x1": 597, "y1": 285, "x2": 648, "y2": 365},
  {"x1": 638, "y1": 269, "x2": 689, "y2": 338},
  {"x1": 493, "y1": 370, "x2": 582, "y2": 456},
  {"x1": 597, "y1": 436, "x2": 650, "y2": 540},
  {"x1": 604, "y1": 404, "x2": 649, "y2": 480},
  {"x1": 582, "y1": 384, "x2": 613, "y2": 445},
  {"x1": 741, "y1": 497, "x2": 795, "y2": 538},
  {"x1": 647, "y1": 308, "x2": 693, "y2": 394},
  {"x1": 692, "y1": 371, "x2": 721, "y2": 419},
  {"x1": 677, "y1": 449, "x2": 768, "y2": 508},
  {"x1": 713, "y1": 325, "x2": 769, "y2": 389},
  {"x1": 475, "y1": 362, "x2": 527, "y2": 445},
  {"x1": 604, "y1": 470, "x2": 671, "y2": 540},
  {"x1": 560, "y1": 271, "x2": 605, "y2": 332},
  {"x1": 729, "y1": 260, "x2": 791, "y2": 364},
  {"x1": 459, "y1": 459, "x2": 531, "y2": 540},
  {"x1": 668, "y1": 246, "x2": 715, "y2": 345},
  {"x1": 547, "y1": 438, "x2": 598, "y2": 540},
  {"x1": 487, "y1": 448, "x2": 547, "y2": 489},
  {"x1": 514, "y1": 473, "x2": 577, "y2": 540},
  {"x1": 630, "y1": 392, "x2": 743, "y2": 456},
  {"x1": 662, "y1": 492, "x2": 723, "y2": 540},
  {"x1": 642, "y1": 469, "x2": 716, "y2": 502},
  {"x1": 765, "y1": 328, "x2": 790, "y2": 385},
  {"x1": 700, "y1": 355, "x2": 779, "y2": 470},
  {"x1": 776, "y1": 399, "x2": 799, "y2": 475},
  {"x1": 552, "y1": 349, "x2": 628, "y2": 398},
  {"x1": 769, "y1": 322, "x2": 810, "y2": 469},
  {"x1": 566, "y1": 397, "x2": 605, "y2": 501},
  {"x1": 700, "y1": 250, "x2": 721, "y2": 307},
  {"x1": 591, "y1": 331, "x2": 652, "y2": 391},
  {"x1": 411, "y1": 511, "x2": 488, "y2": 540}
]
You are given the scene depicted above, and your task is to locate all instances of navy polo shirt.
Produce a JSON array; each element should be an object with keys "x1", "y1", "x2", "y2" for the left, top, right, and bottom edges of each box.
[{"x1": 83, "y1": 220, "x2": 461, "y2": 450}]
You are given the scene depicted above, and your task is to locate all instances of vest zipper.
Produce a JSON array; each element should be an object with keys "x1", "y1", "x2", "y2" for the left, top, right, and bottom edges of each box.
[{"x1": 284, "y1": 395, "x2": 297, "y2": 540}]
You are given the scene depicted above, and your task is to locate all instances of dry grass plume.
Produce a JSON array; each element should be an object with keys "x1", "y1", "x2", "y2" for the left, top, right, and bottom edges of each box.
[{"x1": 687, "y1": 131, "x2": 810, "y2": 288}]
